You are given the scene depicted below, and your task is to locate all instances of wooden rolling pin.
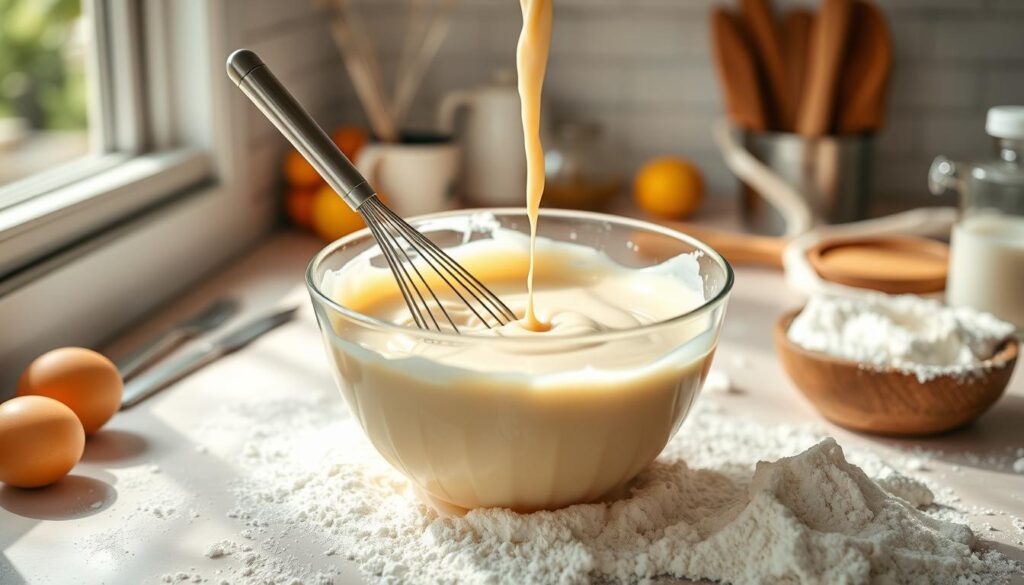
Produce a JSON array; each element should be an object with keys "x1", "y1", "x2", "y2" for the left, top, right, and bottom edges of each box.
[
  {"x1": 634, "y1": 221, "x2": 949, "y2": 294},
  {"x1": 669, "y1": 222, "x2": 787, "y2": 268}
]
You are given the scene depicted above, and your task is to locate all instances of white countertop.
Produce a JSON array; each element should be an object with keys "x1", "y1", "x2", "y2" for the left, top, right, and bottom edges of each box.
[{"x1": 2, "y1": 230, "x2": 1022, "y2": 585}]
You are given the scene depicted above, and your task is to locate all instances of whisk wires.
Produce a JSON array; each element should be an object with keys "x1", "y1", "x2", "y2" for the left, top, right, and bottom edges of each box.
[{"x1": 358, "y1": 196, "x2": 517, "y2": 333}]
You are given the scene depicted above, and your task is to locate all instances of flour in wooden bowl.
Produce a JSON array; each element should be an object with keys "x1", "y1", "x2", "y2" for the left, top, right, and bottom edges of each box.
[{"x1": 788, "y1": 294, "x2": 1016, "y2": 382}]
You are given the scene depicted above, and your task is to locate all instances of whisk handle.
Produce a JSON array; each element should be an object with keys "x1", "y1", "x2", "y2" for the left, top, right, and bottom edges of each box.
[{"x1": 226, "y1": 49, "x2": 375, "y2": 210}]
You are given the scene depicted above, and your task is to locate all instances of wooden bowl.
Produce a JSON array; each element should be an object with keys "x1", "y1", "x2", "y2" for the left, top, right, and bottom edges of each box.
[{"x1": 774, "y1": 308, "x2": 1019, "y2": 436}]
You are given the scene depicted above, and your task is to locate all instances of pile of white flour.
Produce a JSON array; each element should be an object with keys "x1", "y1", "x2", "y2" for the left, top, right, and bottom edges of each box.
[
  {"x1": 788, "y1": 294, "x2": 1016, "y2": 382},
  {"x1": 174, "y1": 392, "x2": 1020, "y2": 585}
]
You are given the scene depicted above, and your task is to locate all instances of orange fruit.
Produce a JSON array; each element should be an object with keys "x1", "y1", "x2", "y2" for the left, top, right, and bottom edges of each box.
[
  {"x1": 332, "y1": 126, "x2": 369, "y2": 162},
  {"x1": 284, "y1": 150, "x2": 324, "y2": 189},
  {"x1": 634, "y1": 157, "x2": 705, "y2": 220},
  {"x1": 285, "y1": 188, "x2": 316, "y2": 229},
  {"x1": 311, "y1": 185, "x2": 365, "y2": 242}
]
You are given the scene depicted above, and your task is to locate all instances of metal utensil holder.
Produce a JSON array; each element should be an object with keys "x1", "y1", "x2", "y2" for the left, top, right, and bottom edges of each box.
[{"x1": 740, "y1": 131, "x2": 874, "y2": 236}]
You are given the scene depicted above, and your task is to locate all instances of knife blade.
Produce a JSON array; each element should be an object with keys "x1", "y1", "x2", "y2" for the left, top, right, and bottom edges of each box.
[
  {"x1": 120, "y1": 306, "x2": 299, "y2": 409},
  {"x1": 117, "y1": 298, "x2": 241, "y2": 380}
]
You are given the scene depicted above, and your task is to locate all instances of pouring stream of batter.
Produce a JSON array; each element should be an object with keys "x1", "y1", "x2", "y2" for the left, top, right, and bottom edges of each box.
[{"x1": 517, "y1": 0, "x2": 553, "y2": 332}]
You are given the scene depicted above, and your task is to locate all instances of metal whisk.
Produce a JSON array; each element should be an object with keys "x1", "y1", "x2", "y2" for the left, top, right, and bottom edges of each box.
[{"x1": 227, "y1": 50, "x2": 516, "y2": 332}]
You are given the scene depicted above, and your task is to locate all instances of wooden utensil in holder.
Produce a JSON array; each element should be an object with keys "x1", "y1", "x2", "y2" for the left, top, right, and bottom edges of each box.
[
  {"x1": 836, "y1": 0, "x2": 892, "y2": 133},
  {"x1": 709, "y1": 0, "x2": 893, "y2": 235},
  {"x1": 710, "y1": 8, "x2": 769, "y2": 131}
]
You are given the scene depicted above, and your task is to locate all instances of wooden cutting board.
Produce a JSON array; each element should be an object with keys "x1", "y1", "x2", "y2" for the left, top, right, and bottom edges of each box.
[
  {"x1": 796, "y1": 0, "x2": 853, "y2": 136},
  {"x1": 836, "y1": 0, "x2": 892, "y2": 133},
  {"x1": 710, "y1": 7, "x2": 769, "y2": 131}
]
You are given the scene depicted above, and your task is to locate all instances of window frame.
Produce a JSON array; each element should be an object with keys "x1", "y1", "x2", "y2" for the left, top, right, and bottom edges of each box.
[
  {"x1": 0, "y1": 0, "x2": 214, "y2": 276},
  {"x1": 0, "y1": 0, "x2": 276, "y2": 392}
]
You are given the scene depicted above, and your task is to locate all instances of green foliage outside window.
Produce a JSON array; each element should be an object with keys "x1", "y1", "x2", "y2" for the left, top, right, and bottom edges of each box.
[{"x1": 0, "y1": 0, "x2": 87, "y2": 130}]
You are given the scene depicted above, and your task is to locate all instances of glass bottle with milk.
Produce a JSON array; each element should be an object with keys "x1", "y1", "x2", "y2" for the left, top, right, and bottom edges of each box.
[{"x1": 930, "y1": 106, "x2": 1024, "y2": 333}]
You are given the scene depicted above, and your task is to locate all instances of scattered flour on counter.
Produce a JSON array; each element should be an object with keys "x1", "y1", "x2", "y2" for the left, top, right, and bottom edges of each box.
[
  {"x1": 204, "y1": 540, "x2": 236, "y2": 559},
  {"x1": 160, "y1": 572, "x2": 201, "y2": 583},
  {"x1": 788, "y1": 294, "x2": 1016, "y2": 382},
  {"x1": 175, "y1": 395, "x2": 1020, "y2": 585}
]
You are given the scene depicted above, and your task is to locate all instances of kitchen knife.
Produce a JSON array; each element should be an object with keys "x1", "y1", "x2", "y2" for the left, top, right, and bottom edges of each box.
[
  {"x1": 796, "y1": 0, "x2": 853, "y2": 136},
  {"x1": 835, "y1": 0, "x2": 892, "y2": 133},
  {"x1": 120, "y1": 306, "x2": 299, "y2": 409},
  {"x1": 117, "y1": 298, "x2": 240, "y2": 380}
]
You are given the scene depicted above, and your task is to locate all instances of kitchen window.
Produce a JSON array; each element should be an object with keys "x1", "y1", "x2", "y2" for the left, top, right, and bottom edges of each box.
[
  {"x1": 0, "y1": 0, "x2": 270, "y2": 390},
  {"x1": 0, "y1": 0, "x2": 213, "y2": 279}
]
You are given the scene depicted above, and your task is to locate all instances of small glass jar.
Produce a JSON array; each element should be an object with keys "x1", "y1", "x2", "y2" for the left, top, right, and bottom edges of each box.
[
  {"x1": 543, "y1": 122, "x2": 622, "y2": 211},
  {"x1": 930, "y1": 106, "x2": 1024, "y2": 331}
]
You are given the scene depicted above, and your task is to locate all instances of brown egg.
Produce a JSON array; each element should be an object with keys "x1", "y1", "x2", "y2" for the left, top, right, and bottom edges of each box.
[
  {"x1": 18, "y1": 347, "x2": 123, "y2": 435},
  {"x1": 0, "y1": 396, "x2": 85, "y2": 488}
]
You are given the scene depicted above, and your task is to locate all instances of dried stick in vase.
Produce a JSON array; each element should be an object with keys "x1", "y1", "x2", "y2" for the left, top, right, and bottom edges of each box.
[
  {"x1": 337, "y1": 0, "x2": 391, "y2": 126},
  {"x1": 394, "y1": 0, "x2": 429, "y2": 120},
  {"x1": 393, "y1": 0, "x2": 456, "y2": 127},
  {"x1": 328, "y1": 15, "x2": 398, "y2": 142}
]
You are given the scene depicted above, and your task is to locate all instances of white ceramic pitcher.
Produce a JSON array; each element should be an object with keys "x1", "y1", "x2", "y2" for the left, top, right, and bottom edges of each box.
[{"x1": 438, "y1": 70, "x2": 544, "y2": 206}]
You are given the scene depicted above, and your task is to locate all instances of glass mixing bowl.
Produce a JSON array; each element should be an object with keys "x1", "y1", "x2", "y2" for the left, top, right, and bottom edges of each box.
[{"x1": 306, "y1": 209, "x2": 733, "y2": 513}]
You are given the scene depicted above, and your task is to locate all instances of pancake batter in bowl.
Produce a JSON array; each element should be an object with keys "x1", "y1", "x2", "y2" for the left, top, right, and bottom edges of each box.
[
  {"x1": 307, "y1": 0, "x2": 732, "y2": 514},
  {"x1": 315, "y1": 221, "x2": 727, "y2": 513}
]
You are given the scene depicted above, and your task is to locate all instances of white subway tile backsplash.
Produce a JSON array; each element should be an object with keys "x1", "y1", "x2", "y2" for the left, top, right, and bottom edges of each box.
[
  {"x1": 418, "y1": 57, "x2": 497, "y2": 101},
  {"x1": 630, "y1": 64, "x2": 721, "y2": 106},
  {"x1": 888, "y1": 17, "x2": 933, "y2": 60},
  {"x1": 548, "y1": 9, "x2": 590, "y2": 57},
  {"x1": 989, "y1": 0, "x2": 1024, "y2": 12},
  {"x1": 243, "y1": 18, "x2": 337, "y2": 79},
  {"x1": 929, "y1": 19, "x2": 1024, "y2": 61},
  {"x1": 480, "y1": 12, "x2": 524, "y2": 56},
  {"x1": 875, "y1": 0, "x2": 982, "y2": 11},
  {"x1": 234, "y1": 0, "x2": 1024, "y2": 205},
  {"x1": 921, "y1": 110, "x2": 992, "y2": 158},
  {"x1": 871, "y1": 155, "x2": 937, "y2": 202},
  {"x1": 889, "y1": 64, "x2": 979, "y2": 108},
  {"x1": 243, "y1": 0, "x2": 324, "y2": 36},
  {"x1": 983, "y1": 67, "x2": 1024, "y2": 107},
  {"x1": 583, "y1": 14, "x2": 709, "y2": 60},
  {"x1": 624, "y1": 109, "x2": 721, "y2": 155},
  {"x1": 875, "y1": 111, "x2": 922, "y2": 156},
  {"x1": 545, "y1": 61, "x2": 628, "y2": 106}
]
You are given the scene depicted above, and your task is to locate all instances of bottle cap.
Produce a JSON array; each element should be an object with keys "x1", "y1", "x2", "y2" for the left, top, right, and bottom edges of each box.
[{"x1": 985, "y1": 106, "x2": 1024, "y2": 139}]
